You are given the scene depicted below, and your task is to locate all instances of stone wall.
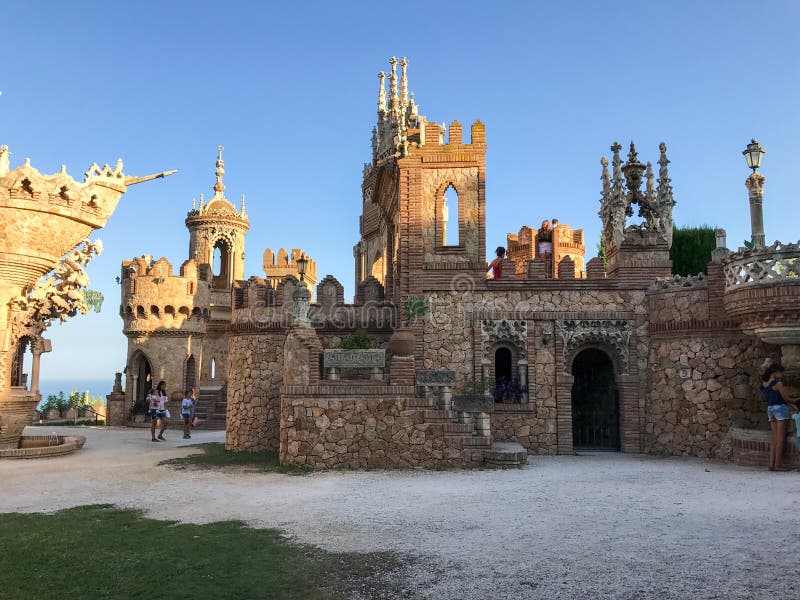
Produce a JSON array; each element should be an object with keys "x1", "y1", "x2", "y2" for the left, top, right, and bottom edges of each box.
[
  {"x1": 225, "y1": 330, "x2": 284, "y2": 451},
  {"x1": 647, "y1": 277, "x2": 709, "y2": 324},
  {"x1": 280, "y1": 385, "x2": 472, "y2": 469},
  {"x1": 644, "y1": 333, "x2": 777, "y2": 459},
  {"x1": 490, "y1": 404, "x2": 557, "y2": 454}
]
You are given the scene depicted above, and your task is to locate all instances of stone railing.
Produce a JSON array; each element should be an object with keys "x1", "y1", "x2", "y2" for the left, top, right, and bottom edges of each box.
[
  {"x1": 648, "y1": 272, "x2": 707, "y2": 292},
  {"x1": 415, "y1": 370, "x2": 455, "y2": 409},
  {"x1": 722, "y1": 241, "x2": 800, "y2": 291},
  {"x1": 323, "y1": 349, "x2": 385, "y2": 381}
]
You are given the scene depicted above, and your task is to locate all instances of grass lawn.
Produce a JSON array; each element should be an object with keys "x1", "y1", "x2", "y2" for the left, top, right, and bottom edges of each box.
[
  {"x1": 0, "y1": 505, "x2": 403, "y2": 600},
  {"x1": 159, "y1": 443, "x2": 311, "y2": 474}
]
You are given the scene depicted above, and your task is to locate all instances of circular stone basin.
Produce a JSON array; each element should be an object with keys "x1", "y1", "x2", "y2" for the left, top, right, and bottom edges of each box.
[{"x1": 0, "y1": 434, "x2": 86, "y2": 459}]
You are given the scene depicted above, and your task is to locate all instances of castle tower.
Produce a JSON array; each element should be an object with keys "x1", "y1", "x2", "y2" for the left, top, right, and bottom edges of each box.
[
  {"x1": 358, "y1": 57, "x2": 487, "y2": 306},
  {"x1": 186, "y1": 147, "x2": 250, "y2": 292}
]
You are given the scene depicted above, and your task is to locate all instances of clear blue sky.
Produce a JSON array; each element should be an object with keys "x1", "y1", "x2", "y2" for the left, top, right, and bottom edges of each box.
[{"x1": 2, "y1": 0, "x2": 798, "y2": 385}]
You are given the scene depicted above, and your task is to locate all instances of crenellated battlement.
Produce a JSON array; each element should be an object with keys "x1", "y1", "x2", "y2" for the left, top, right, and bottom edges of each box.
[
  {"x1": 262, "y1": 248, "x2": 317, "y2": 290},
  {"x1": 119, "y1": 256, "x2": 210, "y2": 334}
]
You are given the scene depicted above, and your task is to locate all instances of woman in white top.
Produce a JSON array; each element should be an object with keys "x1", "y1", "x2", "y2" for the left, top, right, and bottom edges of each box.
[
  {"x1": 181, "y1": 389, "x2": 196, "y2": 439},
  {"x1": 153, "y1": 381, "x2": 169, "y2": 441}
]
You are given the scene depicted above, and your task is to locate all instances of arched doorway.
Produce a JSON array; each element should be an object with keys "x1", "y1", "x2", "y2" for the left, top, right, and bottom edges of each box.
[
  {"x1": 571, "y1": 348, "x2": 620, "y2": 451},
  {"x1": 494, "y1": 347, "x2": 513, "y2": 383},
  {"x1": 131, "y1": 352, "x2": 153, "y2": 414}
]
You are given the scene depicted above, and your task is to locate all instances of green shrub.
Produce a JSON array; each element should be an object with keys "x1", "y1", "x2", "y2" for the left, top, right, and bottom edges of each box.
[
  {"x1": 671, "y1": 226, "x2": 717, "y2": 276},
  {"x1": 339, "y1": 330, "x2": 372, "y2": 350}
]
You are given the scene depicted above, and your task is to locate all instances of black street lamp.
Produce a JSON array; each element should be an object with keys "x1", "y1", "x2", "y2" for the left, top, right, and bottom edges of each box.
[{"x1": 743, "y1": 139, "x2": 765, "y2": 172}]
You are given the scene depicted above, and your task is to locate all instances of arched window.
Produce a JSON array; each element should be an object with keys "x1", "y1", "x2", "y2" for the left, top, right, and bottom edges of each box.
[
  {"x1": 442, "y1": 184, "x2": 459, "y2": 246},
  {"x1": 371, "y1": 253, "x2": 385, "y2": 285},
  {"x1": 185, "y1": 355, "x2": 197, "y2": 391},
  {"x1": 11, "y1": 336, "x2": 33, "y2": 389},
  {"x1": 211, "y1": 239, "x2": 231, "y2": 289}
]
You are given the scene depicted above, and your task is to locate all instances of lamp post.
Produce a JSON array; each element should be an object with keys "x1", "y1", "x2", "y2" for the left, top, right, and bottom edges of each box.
[
  {"x1": 297, "y1": 254, "x2": 308, "y2": 282},
  {"x1": 743, "y1": 139, "x2": 766, "y2": 250}
]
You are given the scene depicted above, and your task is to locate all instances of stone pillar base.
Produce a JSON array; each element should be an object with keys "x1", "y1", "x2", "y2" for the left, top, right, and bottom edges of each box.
[{"x1": 105, "y1": 391, "x2": 128, "y2": 426}]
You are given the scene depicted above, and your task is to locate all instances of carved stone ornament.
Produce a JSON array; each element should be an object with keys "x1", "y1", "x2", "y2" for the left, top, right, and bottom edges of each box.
[
  {"x1": 416, "y1": 370, "x2": 456, "y2": 387},
  {"x1": 600, "y1": 142, "x2": 675, "y2": 252},
  {"x1": 323, "y1": 349, "x2": 386, "y2": 369},
  {"x1": 481, "y1": 319, "x2": 528, "y2": 362},
  {"x1": 10, "y1": 239, "x2": 103, "y2": 334},
  {"x1": 556, "y1": 319, "x2": 633, "y2": 373}
]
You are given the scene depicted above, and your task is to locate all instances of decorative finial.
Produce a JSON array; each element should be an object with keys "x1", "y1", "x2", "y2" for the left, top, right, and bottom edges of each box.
[
  {"x1": 213, "y1": 145, "x2": 225, "y2": 196},
  {"x1": 192, "y1": 197, "x2": 197, "y2": 211},
  {"x1": 399, "y1": 57, "x2": 408, "y2": 103},
  {"x1": 388, "y1": 57, "x2": 398, "y2": 103},
  {"x1": 240, "y1": 194, "x2": 246, "y2": 215},
  {"x1": 627, "y1": 141, "x2": 639, "y2": 163},
  {"x1": 378, "y1": 71, "x2": 387, "y2": 114},
  {"x1": 199, "y1": 193, "x2": 205, "y2": 209},
  {"x1": 600, "y1": 156, "x2": 610, "y2": 194},
  {"x1": 611, "y1": 142, "x2": 622, "y2": 156}
]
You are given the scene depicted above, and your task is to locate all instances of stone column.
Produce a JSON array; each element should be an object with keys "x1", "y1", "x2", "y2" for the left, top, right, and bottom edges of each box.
[
  {"x1": 746, "y1": 172, "x2": 766, "y2": 250},
  {"x1": 518, "y1": 360, "x2": 528, "y2": 403}
]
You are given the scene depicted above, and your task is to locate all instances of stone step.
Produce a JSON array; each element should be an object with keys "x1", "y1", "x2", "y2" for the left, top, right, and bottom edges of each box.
[
  {"x1": 406, "y1": 398, "x2": 433, "y2": 409},
  {"x1": 443, "y1": 422, "x2": 474, "y2": 434},
  {"x1": 463, "y1": 435, "x2": 492, "y2": 448},
  {"x1": 484, "y1": 441, "x2": 528, "y2": 468},
  {"x1": 423, "y1": 409, "x2": 457, "y2": 422}
]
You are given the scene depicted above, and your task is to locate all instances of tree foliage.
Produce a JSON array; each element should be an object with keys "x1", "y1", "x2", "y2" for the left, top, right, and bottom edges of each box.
[{"x1": 670, "y1": 226, "x2": 717, "y2": 276}]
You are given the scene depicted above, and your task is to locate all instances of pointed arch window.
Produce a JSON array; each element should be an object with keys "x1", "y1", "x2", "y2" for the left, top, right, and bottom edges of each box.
[
  {"x1": 437, "y1": 183, "x2": 461, "y2": 248},
  {"x1": 211, "y1": 239, "x2": 231, "y2": 290}
]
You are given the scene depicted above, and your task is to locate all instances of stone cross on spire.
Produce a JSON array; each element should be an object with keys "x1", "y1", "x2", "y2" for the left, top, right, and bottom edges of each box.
[{"x1": 213, "y1": 145, "x2": 225, "y2": 196}]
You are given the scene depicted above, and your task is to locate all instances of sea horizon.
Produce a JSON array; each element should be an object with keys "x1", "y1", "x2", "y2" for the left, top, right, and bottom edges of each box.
[{"x1": 39, "y1": 379, "x2": 117, "y2": 402}]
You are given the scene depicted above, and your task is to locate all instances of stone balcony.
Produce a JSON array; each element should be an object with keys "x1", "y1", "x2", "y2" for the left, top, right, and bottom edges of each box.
[{"x1": 721, "y1": 241, "x2": 800, "y2": 344}]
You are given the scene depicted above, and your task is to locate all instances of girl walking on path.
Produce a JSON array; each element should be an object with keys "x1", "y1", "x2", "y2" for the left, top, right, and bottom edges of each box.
[
  {"x1": 153, "y1": 380, "x2": 169, "y2": 441},
  {"x1": 760, "y1": 363, "x2": 796, "y2": 471},
  {"x1": 181, "y1": 389, "x2": 196, "y2": 440}
]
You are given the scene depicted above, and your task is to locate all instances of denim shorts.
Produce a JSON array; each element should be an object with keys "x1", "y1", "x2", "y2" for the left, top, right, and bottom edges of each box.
[
  {"x1": 150, "y1": 409, "x2": 166, "y2": 420},
  {"x1": 767, "y1": 404, "x2": 789, "y2": 422}
]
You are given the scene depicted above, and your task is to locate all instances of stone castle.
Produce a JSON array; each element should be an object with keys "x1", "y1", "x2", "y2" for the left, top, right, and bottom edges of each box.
[
  {"x1": 102, "y1": 57, "x2": 799, "y2": 470},
  {"x1": 116, "y1": 147, "x2": 314, "y2": 428}
]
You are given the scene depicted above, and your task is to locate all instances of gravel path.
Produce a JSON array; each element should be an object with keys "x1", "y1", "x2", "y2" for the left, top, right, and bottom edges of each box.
[{"x1": 3, "y1": 426, "x2": 799, "y2": 599}]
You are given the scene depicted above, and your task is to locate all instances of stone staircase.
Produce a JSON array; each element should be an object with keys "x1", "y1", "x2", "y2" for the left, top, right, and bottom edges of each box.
[
  {"x1": 192, "y1": 387, "x2": 227, "y2": 430},
  {"x1": 407, "y1": 398, "x2": 526, "y2": 467}
]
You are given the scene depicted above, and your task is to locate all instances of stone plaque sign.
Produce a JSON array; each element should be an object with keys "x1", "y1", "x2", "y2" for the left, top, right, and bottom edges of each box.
[
  {"x1": 453, "y1": 395, "x2": 495, "y2": 413},
  {"x1": 416, "y1": 370, "x2": 456, "y2": 387},
  {"x1": 323, "y1": 349, "x2": 385, "y2": 369}
]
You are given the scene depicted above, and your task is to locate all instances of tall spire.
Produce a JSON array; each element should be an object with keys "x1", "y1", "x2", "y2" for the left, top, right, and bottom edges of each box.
[
  {"x1": 378, "y1": 71, "x2": 387, "y2": 114},
  {"x1": 388, "y1": 57, "x2": 398, "y2": 109},
  {"x1": 213, "y1": 145, "x2": 225, "y2": 197},
  {"x1": 399, "y1": 57, "x2": 408, "y2": 104}
]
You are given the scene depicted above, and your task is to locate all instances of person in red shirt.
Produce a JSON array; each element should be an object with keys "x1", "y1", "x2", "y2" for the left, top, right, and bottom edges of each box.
[{"x1": 488, "y1": 246, "x2": 506, "y2": 279}]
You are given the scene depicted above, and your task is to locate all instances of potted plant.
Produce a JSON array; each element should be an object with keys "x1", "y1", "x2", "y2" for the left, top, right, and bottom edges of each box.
[
  {"x1": 387, "y1": 296, "x2": 428, "y2": 357},
  {"x1": 492, "y1": 377, "x2": 528, "y2": 404}
]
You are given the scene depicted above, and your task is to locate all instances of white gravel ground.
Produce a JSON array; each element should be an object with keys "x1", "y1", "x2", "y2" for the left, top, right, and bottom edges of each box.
[{"x1": 3, "y1": 426, "x2": 799, "y2": 599}]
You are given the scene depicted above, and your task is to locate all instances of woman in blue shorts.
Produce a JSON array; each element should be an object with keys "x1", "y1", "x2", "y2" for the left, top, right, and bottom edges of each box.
[{"x1": 761, "y1": 363, "x2": 793, "y2": 471}]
